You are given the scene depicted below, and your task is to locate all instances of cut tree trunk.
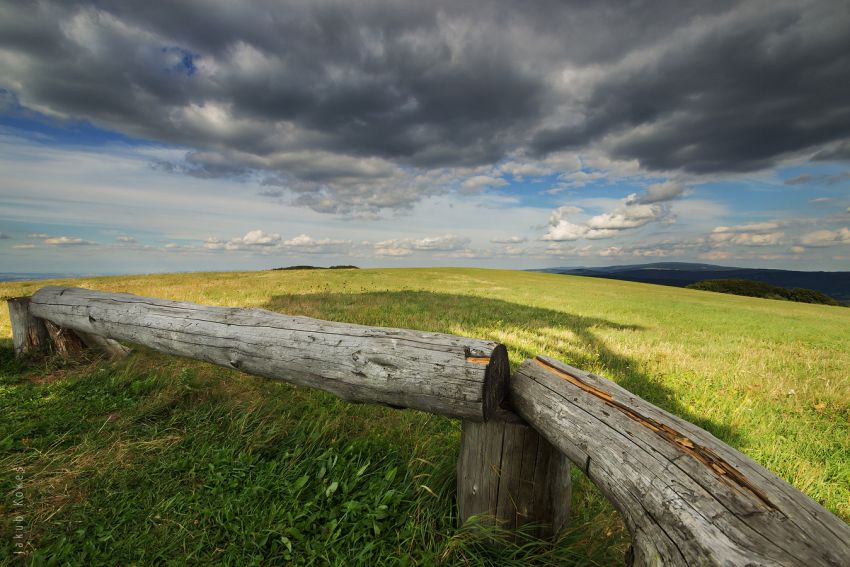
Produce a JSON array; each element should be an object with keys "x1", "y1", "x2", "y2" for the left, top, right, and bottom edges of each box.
[
  {"x1": 29, "y1": 286, "x2": 509, "y2": 421},
  {"x1": 43, "y1": 320, "x2": 87, "y2": 358},
  {"x1": 7, "y1": 297, "x2": 50, "y2": 356},
  {"x1": 510, "y1": 355, "x2": 850, "y2": 566},
  {"x1": 457, "y1": 413, "x2": 571, "y2": 540}
]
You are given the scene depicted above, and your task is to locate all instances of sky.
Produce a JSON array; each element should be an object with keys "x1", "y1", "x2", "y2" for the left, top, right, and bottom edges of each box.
[{"x1": 1, "y1": 0, "x2": 849, "y2": 275}]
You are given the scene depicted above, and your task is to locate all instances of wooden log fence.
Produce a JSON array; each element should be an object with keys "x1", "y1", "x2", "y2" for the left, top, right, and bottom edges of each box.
[
  {"x1": 7, "y1": 287, "x2": 850, "y2": 565},
  {"x1": 27, "y1": 286, "x2": 509, "y2": 421}
]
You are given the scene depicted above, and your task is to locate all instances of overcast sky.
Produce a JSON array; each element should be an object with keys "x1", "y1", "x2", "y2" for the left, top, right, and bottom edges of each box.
[{"x1": 1, "y1": 0, "x2": 849, "y2": 274}]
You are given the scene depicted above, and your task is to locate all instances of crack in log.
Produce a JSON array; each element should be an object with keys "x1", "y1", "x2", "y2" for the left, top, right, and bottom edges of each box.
[
  {"x1": 533, "y1": 357, "x2": 776, "y2": 510},
  {"x1": 466, "y1": 356, "x2": 491, "y2": 365}
]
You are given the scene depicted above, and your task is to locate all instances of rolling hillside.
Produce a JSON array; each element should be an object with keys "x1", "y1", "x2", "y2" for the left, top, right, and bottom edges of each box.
[{"x1": 2, "y1": 268, "x2": 848, "y2": 564}]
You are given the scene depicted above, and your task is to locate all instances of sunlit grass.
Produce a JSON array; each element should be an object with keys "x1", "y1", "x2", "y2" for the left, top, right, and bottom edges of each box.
[{"x1": 1, "y1": 267, "x2": 848, "y2": 564}]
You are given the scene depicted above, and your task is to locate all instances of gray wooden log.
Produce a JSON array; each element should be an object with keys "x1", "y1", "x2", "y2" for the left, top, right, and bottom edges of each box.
[
  {"x1": 7, "y1": 297, "x2": 50, "y2": 356},
  {"x1": 457, "y1": 415, "x2": 571, "y2": 540},
  {"x1": 511, "y1": 355, "x2": 850, "y2": 566},
  {"x1": 29, "y1": 286, "x2": 509, "y2": 420}
]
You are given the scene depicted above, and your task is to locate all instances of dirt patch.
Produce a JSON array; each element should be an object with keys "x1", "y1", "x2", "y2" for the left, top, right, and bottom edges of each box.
[{"x1": 28, "y1": 368, "x2": 69, "y2": 385}]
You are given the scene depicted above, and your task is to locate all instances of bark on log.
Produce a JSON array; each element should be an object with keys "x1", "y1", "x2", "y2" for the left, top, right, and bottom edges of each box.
[
  {"x1": 29, "y1": 286, "x2": 509, "y2": 421},
  {"x1": 457, "y1": 415, "x2": 571, "y2": 540},
  {"x1": 7, "y1": 297, "x2": 49, "y2": 356},
  {"x1": 511, "y1": 355, "x2": 850, "y2": 566}
]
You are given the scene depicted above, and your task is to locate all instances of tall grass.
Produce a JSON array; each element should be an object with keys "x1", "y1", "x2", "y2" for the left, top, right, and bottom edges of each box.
[{"x1": 1, "y1": 268, "x2": 848, "y2": 564}]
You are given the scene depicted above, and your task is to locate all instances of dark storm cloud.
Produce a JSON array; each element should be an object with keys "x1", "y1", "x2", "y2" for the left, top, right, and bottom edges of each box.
[
  {"x1": 1, "y1": 0, "x2": 849, "y2": 213},
  {"x1": 530, "y1": 1, "x2": 850, "y2": 173}
]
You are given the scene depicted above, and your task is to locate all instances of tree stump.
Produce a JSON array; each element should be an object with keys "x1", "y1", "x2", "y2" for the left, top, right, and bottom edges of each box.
[{"x1": 7, "y1": 297, "x2": 50, "y2": 356}]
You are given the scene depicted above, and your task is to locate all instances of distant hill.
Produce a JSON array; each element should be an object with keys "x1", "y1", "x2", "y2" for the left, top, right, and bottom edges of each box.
[
  {"x1": 271, "y1": 265, "x2": 359, "y2": 271},
  {"x1": 0, "y1": 272, "x2": 84, "y2": 282},
  {"x1": 534, "y1": 262, "x2": 850, "y2": 302},
  {"x1": 687, "y1": 279, "x2": 846, "y2": 306}
]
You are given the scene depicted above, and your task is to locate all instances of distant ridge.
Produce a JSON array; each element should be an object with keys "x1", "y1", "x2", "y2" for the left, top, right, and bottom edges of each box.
[
  {"x1": 532, "y1": 262, "x2": 850, "y2": 302},
  {"x1": 0, "y1": 272, "x2": 84, "y2": 283},
  {"x1": 271, "y1": 265, "x2": 359, "y2": 271}
]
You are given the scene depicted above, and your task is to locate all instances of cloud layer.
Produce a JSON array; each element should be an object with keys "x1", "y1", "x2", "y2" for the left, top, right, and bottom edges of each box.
[{"x1": 2, "y1": 0, "x2": 849, "y2": 215}]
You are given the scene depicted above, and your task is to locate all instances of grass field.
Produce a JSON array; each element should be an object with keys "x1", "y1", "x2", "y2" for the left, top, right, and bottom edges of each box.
[{"x1": 1, "y1": 268, "x2": 848, "y2": 565}]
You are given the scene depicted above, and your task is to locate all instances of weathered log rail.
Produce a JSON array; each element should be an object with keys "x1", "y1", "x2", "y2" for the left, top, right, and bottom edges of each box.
[
  {"x1": 27, "y1": 286, "x2": 509, "y2": 421},
  {"x1": 512, "y1": 356, "x2": 850, "y2": 566},
  {"x1": 7, "y1": 287, "x2": 850, "y2": 566}
]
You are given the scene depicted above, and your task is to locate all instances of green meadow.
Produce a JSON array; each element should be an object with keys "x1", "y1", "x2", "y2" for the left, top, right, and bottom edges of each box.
[{"x1": 1, "y1": 268, "x2": 848, "y2": 565}]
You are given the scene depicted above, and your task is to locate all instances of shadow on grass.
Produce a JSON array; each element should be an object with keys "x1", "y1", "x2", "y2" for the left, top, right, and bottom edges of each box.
[{"x1": 263, "y1": 290, "x2": 743, "y2": 447}]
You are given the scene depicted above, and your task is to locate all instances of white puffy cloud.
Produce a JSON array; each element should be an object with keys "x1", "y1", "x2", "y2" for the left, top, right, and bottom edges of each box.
[
  {"x1": 549, "y1": 205, "x2": 583, "y2": 220},
  {"x1": 239, "y1": 229, "x2": 281, "y2": 246},
  {"x1": 542, "y1": 219, "x2": 589, "y2": 241},
  {"x1": 586, "y1": 203, "x2": 667, "y2": 230},
  {"x1": 374, "y1": 234, "x2": 471, "y2": 256},
  {"x1": 490, "y1": 235, "x2": 527, "y2": 244},
  {"x1": 408, "y1": 235, "x2": 471, "y2": 251},
  {"x1": 280, "y1": 234, "x2": 352, "y2": 253},
  {"x1": 799, "y1": 227, "x2": 850, "y2": 247},
  {"x1": 162, "y1": 242, "x2": 196, "y2": 252},
  {"x1": 712, "y1": 222, "x2": 780, "y2": 234},
  {"x1": 216, "y1": 229, "x2": 281, "y2": 250},
  {"x1": 710, "y1": 230, "x2": 784, "y2": 247},
  {"x1": 709, "y1": 222, "x2": 785, "y2": 247},
  {"x1": 203, "y1": 230, "x2": 352, "y2": 254},
  {"x1": 44, "y1": 236, "x2": 96, "y2": 246},
  {"x1": 541, "y1": 205, "x2": 588, "y2": 240},
  {"x1": 203, "y1": 237, "x2": 226, "y2": 250},
  {"x1": 542, "y1": 198, "x2": 668, "y2": 242},
  {"x1": 598, "y1": 246, "x2": 624, "y2": 257},
  {"x1": 374, "y1": 246, "x2": 412, "y2": 257},
  {"x1": 116, "y1": 235, "x2": 137, "y2": 243}
]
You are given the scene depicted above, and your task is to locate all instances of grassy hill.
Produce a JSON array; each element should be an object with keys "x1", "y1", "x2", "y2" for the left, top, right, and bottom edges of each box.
[{"x1": 1, "y1": 268, "x2": 848, "y2": 565}]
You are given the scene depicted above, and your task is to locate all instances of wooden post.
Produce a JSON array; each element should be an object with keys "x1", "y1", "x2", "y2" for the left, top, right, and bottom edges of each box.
[
  {"x1": 7, "y1": 297, "x2": 50, "y2": 356},
  {"x1": 511, "y1": 355, "x2": 850, "y2": 566},
  {"x1": 457, "y1": 411, "x2": 571, "y2": 540}
]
